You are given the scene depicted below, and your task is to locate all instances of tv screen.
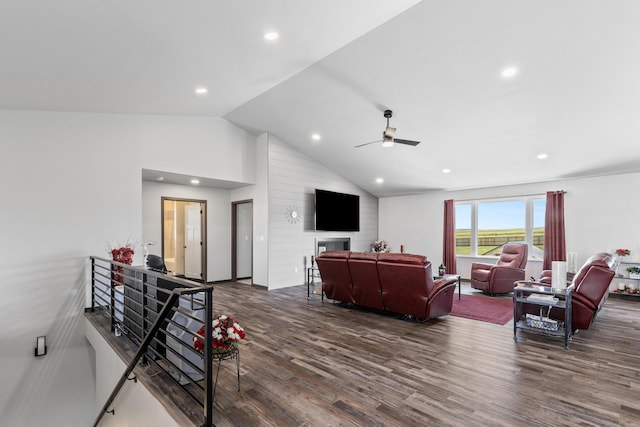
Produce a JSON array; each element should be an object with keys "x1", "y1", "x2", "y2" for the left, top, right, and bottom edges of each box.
[{"x1": 315, "y1": 189, "x2": 360, "y2": 232}]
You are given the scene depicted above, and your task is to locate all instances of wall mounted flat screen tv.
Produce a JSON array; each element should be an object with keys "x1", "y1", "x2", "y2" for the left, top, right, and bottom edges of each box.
[{"x1": 315, "y1": 189, "x2": 360, "y2": 232}]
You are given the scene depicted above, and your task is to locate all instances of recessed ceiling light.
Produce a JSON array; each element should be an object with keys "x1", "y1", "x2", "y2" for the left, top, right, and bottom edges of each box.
[
  {"x1": 376, "y1": 177, "x2": 384, "y2": 184},
  {"x1": 264, "y1": 32, "x2": 279, "y2": 41},
  {"x1": 195, "y1": 87, "x2": 208, "y2": 95},
  {"x1": 311, "y1": 133, "x2": 321, "y2": 141},
  {"x1": 537, "y1": 153, "x2": 548, "y2": 159},
  {"x1": 442, "y1": 168, "x2": 451, "y2": 173},
  {"x1": 156, "y1": 176, "x2": 165, "y2": 181},
  {"x1": 501, "y1": 67, "x2": 519, "y2": 79},
  {"x1": 190, "y1": 179, "x2": 200, "y2": 185}
]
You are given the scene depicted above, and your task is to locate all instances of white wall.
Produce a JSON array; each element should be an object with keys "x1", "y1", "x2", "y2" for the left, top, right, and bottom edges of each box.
[
  {"x1": 85, "y1": 320, "x2": 181, "y2": 427},
  {"x1": 267, "y1": 135, "x2": 378, "y2": 290},
  {"x1": 379, "y1": 172, "x2": 640, "y2": 280},
  {"x1": 0, "y1": 109, "x2": 255, "y2": 425},
  {"x1": 141, "y1": 181, "x2": 236, "y2": 282},
  {"x1": 230, "y1": 132, "x2": 270, "y2": 287}
]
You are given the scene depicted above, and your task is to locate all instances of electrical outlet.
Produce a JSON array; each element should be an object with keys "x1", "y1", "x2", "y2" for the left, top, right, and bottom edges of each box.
[{"x1": 294, "y1": 267, "x2": 298, "y2": 273}]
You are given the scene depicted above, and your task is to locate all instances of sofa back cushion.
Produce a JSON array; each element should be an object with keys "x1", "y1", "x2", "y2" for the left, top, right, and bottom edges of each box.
[
  {"x1": 496, "y1": 243, "x2": 528, "y2": 268},
  {"x1": 316, "y1": 251, "x2": 354, "y2": 303},
  {"x1": 376, "y1": 253, "x2": 432, "y2": 317},
  {"x1": 573, "y1": 252, "x2": 616, "y2": 306},
  {"x1": 572, "y1": 252, "x2": 616, "y2": 287},
  {"x1": 348, "y1": 252, "x2": 384, "y2": 310},
  {"x1": 376, "y1": 253, "x2": 428, "y2": 266}
]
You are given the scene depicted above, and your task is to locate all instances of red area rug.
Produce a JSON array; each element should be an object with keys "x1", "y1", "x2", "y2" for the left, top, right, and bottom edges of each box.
[{"x1": 450, "y1": 294, "x2": 513, "y2": 325}]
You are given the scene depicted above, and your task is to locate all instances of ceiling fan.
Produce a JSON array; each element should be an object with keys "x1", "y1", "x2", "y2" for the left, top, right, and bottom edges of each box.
[{"x1": 355, "y1": 109, "x2": 421, "y2": 148}]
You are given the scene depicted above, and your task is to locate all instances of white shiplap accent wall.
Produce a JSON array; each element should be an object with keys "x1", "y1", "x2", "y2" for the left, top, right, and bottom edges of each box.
[{"x1": 267, "y1": 135, "x2": 378, "y2": 289}]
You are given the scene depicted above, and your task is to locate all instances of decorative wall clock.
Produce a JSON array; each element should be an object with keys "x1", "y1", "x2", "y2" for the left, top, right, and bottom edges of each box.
[{"x1": 286, "y1": 205, "x2": 300, "y2": 224}]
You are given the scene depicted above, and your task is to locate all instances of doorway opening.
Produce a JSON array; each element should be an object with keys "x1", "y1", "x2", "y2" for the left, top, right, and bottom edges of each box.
[
  {"x1": 162, "y1": 197, "x2": 207, "y2": 283},
  {"x1": 232, "y1": 200, "x2": 253, "y2": 284}
]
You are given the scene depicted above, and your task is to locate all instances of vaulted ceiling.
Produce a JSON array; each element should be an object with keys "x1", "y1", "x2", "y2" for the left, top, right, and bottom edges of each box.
[{"x1": 3, "y1": 1, "x2": 640, "y2": 197}]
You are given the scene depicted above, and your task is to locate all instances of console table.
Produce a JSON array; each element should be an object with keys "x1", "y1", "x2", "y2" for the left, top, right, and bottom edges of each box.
[{"x1": 307, "y1": 267, "x2": 323, "y2": 300}]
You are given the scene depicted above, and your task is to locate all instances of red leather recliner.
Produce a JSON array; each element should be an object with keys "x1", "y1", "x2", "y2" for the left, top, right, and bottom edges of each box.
[
  {"x1": 536, "y1": 252, "x2": 616, "y2": 330},
  {"x1": 377, "y1": 253, "x2": 456, "y2": 319},
  {"x1": 315, "y1": 250, "x2": 354, "y2": 304},
  {"x1": 470, "y1": 243, "x2": 528, "y2": 294}
]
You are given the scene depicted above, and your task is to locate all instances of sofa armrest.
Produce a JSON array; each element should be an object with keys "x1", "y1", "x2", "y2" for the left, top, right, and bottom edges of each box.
[
  {"x1": 539, "y1": 270, "x2": 552, "y2": 284},
  {"x1": 471, "y1": 262, "x2": 493, "y2": 270},
  {"x1": 430, "y1": 275, "x2": 458, "y2": 298}
]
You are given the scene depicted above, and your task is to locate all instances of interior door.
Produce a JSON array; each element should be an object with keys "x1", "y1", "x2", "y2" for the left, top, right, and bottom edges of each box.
[
  {"x1": 232, "y1": 199, "x2": 253, "y2": 283},
  {"x1": 184, "y1": 203, "x2": 202, "y2": 280},
  {"x1": 236, "y1": 202, "x2": 253, "y2": 280}
]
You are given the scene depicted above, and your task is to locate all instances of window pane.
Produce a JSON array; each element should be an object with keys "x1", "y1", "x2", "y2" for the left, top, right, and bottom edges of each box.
[
  {"x1": 532, "y1": 199, "x2": 546, "y2": 258},
  {"x1": 478, "y1": 200, "x2": 525, "y2": 256},
  {"x1": 455, "y1": 203, "x2": 471, "y2": 255}
]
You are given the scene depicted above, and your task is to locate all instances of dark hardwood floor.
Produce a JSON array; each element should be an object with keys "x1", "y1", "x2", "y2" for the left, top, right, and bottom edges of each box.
[{"x1": 89, "y1": 282, "x2": 640, "y2": 426}]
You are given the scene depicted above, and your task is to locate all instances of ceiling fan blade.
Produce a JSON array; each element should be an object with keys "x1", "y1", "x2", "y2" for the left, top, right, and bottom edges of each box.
[
  {"x1": 393, "y1": 138, "x2": 421, "y2": 146},
  {"x1": 354, "y1": 140, "x2": 381, "y2": 148}
]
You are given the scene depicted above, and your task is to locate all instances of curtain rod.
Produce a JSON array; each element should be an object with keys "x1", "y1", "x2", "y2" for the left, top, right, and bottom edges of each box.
[{"x1": 454, "y1": 190, "x2": 566, "y2": 203}]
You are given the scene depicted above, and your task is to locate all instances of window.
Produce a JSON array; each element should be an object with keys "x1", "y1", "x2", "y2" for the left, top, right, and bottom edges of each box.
[{"x1": 455, "y1": 196, "x2": 545, "y2": 258}]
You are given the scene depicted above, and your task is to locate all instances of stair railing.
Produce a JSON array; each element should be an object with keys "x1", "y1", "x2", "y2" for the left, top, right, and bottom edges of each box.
[{"x1": 89, "y1": 256, "x2": 216, "y2": 427}]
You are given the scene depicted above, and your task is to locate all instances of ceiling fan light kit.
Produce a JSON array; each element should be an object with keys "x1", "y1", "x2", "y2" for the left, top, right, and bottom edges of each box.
[
  {"x1": 355, "y1": 109, "x2": 421, "y2": 148},
  {"x1": 381, "y1": 138, "x2": 394, "y2": 148}
]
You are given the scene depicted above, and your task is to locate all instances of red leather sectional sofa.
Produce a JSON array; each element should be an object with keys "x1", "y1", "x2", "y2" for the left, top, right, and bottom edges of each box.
[{"x1": 316, "y1": 250, "x2": 458, "y2": 319}]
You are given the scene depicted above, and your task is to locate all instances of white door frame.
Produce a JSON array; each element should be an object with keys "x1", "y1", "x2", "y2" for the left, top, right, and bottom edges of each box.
[
  {"x1": 184, "y1": 203, "x2": 203, "y2": 280},
  {"x1": 231, "y1": 199, "x2": 253, "y2": 283},
  {"x1": 161, "y1": 197, "x2": 207, "y2": 283}
]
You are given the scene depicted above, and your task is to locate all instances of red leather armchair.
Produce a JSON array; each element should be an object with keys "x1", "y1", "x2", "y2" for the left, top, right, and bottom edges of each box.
[{"x1": 470, "y1": 243, "x2": 528, "y2": 294}]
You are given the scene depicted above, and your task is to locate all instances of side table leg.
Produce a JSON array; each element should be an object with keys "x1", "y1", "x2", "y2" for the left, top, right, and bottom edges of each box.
[{"x1": 513, "y1": 291, "x2": 518, "y2": 341}]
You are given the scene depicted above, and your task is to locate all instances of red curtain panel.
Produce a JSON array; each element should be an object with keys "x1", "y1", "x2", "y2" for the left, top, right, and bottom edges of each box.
[
  {"x1": 443, "y1": 199, "x2": 457, "y2": 274},
  {"x1": 543, "y1": 191, "x2": 566, "y2": 270}
]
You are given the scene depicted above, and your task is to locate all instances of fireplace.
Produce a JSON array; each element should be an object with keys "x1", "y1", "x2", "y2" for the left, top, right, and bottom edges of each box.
[{"x1": 316, "y1": 237, "x2": 351, "y2": 257}]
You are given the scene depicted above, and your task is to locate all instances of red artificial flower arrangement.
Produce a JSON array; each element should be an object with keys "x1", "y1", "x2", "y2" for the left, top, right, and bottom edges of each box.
[
  {"x1": 193, "y1": 314, "x2": 246, "y2": 353},
  {"x1": 616, "y1": 249, "x2": 630, "y2": 256},
  {"x1": 111, "y1": 247, "x2": 134, "y2": 264},
  {"x1": 107, "y1": 240, "x2": 136, "y2": 285}
]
